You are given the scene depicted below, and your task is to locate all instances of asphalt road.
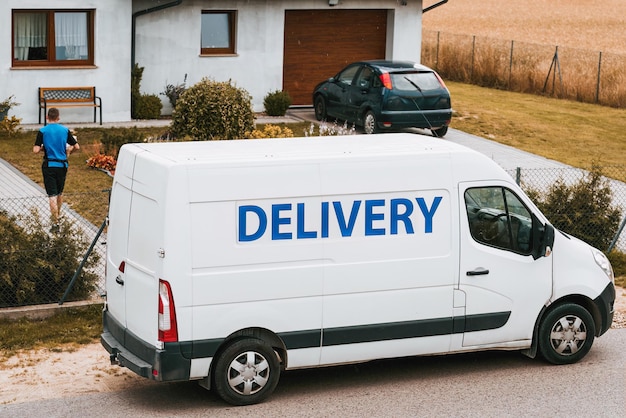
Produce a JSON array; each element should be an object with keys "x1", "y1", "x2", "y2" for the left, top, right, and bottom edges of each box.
[{"x1": 2, "y1": 329, "x2": 624, "y2": 418}]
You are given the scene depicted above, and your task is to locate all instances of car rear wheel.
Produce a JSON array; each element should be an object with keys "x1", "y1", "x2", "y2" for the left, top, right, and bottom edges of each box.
[
  {"x1": 212, "y1": 338, "x2": 280, "y2": 406},
  {"x1": 538, "y1": 303, "x2": 595, "y2": 365},
  {"x1": 363, "y1": 110, "x2": 378, "y2": 134},
  {"x1": 432, "y1": 126, "x2": 448, "y2": 137},
  {"x1": 314, "y1": 95, "x2": 327, "y2": 121}
]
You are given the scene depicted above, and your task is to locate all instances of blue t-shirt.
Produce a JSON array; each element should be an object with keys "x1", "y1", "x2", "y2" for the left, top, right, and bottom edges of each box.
[{"x1": 35, "y1": 123, "x2": 76, "y2": 168}]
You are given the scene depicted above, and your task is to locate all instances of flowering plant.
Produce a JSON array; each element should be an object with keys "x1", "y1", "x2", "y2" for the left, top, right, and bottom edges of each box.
[{"x1": 86, "y1": 154, "x2": 117, "y2": 172}]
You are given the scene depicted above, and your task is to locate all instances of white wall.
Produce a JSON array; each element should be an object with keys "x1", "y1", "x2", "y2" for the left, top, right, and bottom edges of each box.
[
  {"x1": 135, "y1": 0, "x2": 424, "y2": 114},
  {"x1": 1, "y1": 0, "x2": 132, "y2": 124}
]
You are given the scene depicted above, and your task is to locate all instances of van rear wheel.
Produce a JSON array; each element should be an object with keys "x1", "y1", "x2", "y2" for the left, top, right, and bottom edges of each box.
[
  {"x1": 538, "y1": 303, "x2": 595, "y2": 365},
  {"x1": 212, "y1": 338, "x2": 280, "y2": 406}
]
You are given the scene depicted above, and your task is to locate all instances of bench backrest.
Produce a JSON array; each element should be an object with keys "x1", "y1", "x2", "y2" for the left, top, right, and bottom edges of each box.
[{"x1": 39, "y1": 87, "x2": 96, "y2": 103}]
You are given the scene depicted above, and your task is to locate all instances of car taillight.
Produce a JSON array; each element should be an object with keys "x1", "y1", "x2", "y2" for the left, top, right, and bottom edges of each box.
[
  {"x1": 158, "y1": 279, "x2": 178, "y2": 342},
  {"x1": 379, "y1": 72, "x2": 393, "y2": 90},
  {"x1": 434, "y1": 71, "x2": 448, "y2": 90}
]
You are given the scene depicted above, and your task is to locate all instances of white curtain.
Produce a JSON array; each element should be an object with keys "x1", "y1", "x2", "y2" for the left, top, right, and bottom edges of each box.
[
  {"x1": 13, "y1": 12, "x2": 87, "y2": 61},
  {"x1": 55, "y1": 12, "x2": 88, "y2": 60},
  {"x1": 13, "y1": 12, "x2": 47, "y2": 61}
]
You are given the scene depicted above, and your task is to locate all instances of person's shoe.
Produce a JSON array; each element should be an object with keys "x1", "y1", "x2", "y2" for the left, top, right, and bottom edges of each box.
[{"x1": 49, "y1": 224, "x2": 60, "y2": 233}]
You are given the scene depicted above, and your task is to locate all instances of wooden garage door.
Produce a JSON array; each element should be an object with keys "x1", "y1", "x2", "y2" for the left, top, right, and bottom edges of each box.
[{"x1": 284, "y1": 10, "x2": 387, "y2": 105}]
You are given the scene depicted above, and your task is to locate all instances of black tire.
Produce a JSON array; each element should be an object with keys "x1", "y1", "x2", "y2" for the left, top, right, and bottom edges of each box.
[
  {"x1": 538, "y1": 303, "x2": 596, "y2": 365},
  {"x1": 212, "y1": 338, "x2": 280, "y2": 406},
  {"x1": 432, "y1": 126, "x2": 448, "y2": 137},
  {"x1": 314, "y1": 95, "x2": 327, "y2": 121},
  {"x1": 363, "y1": 110, "x2": 378, "y2": 134}
]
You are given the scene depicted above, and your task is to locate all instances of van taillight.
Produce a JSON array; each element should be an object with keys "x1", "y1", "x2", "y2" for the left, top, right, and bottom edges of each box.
[
  {"x1": 118, "y1": 261, "x2": 126, "y2": 273},
  {"x1": 158, "y1": 279, "x2": 178, "y2": 342},
  {"x1": 379, "y1": 72, "x2": 393, "y2": 90}
]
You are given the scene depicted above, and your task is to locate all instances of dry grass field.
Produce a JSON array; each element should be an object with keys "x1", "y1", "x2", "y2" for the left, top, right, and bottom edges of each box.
[
  {"x1": 422, "y1": 0, "x2": 626, "y2": 55},
  {"x1": 421, "y1": 0, "x2": 626, "y2": 107}
]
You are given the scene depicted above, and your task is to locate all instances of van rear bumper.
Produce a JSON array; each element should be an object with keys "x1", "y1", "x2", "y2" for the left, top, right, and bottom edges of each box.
[
  {"x1": 101, "y1": 309, "x2": 191, "y2": 382},
  {"x1": 594, "y1": 282, "x2": 615, "y2": 336}
]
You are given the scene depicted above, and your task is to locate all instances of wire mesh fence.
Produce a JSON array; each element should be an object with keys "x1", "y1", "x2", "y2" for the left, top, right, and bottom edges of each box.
[
  {"x1": 1, "y1": 167, "x2": 624, "y2": 309},
  {"x1": 506, "y1": 165, "x2": 626, "y2": 253},
  {"x1": 422, "y1": 30, "x2": 626, "y2": 107},
  {"x1": 0, "y1": 191, "x2": 107, "y2": 309}
]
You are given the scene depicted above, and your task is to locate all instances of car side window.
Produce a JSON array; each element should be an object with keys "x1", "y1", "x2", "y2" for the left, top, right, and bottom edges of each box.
[
  {"x1": 465, "y1": 187, "x2": 532, "y2": 254},
  {"x1": 356, "y1": 67, "x2": 374, "y2": 88},
  {"x1": 337, "y1": 65, "x2": 360, "y2": 86}
]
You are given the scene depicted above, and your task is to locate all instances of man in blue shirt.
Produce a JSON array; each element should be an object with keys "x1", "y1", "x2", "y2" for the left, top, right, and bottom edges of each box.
[{"x1": 33, "y1": 108, "x2": 80, "y2": 230}]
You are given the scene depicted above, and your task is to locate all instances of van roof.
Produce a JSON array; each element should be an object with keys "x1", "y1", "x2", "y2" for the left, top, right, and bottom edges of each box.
[{"x1": 123, "y1": 133, "x2": 477, "y2": 165}]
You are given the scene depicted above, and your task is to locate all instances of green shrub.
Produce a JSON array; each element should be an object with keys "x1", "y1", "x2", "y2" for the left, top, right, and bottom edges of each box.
[
  {"x1": 0, "y1": 210, "x2": 99, "y2": 308},
  {"x1": 245, "y1": 124, "x2": 294, "y2": 139},
  {"x1": 131, "y1": 64, "x2": 163, "y2": 120},
  {"x1": 263, "y1": 90, "x2": 292, "y2": 116},
  {"x1": 101, "y1": 127, "x2": 144, "y2": 158},
  {"x1": 608, "y1": 250, "x2": 626, "y2": 283},
  {"x1": 171, "y1": 78, "x2": 254, "y2": 140},
  {"x1": 134, "y1": 94, "x2": 163, "y2": 120},
  {"x1": 529, "y1": 169, "x2": 621, "y2": 251}
]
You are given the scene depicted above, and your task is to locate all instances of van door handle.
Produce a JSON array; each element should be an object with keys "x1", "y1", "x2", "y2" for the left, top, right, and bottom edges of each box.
[
  {"x1": 466, "y1": 268, "x2": 489, "y2": 276},
  {"x1": 115, "y1": 275, "x2": 124, "y2": 286}
]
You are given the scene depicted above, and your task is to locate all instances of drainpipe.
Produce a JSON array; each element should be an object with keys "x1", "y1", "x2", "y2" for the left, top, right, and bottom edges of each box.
[
  {"x1": 423, "y1": 0, "x2": 448, "y2": 13},
  {"x1": 131, "y1": 0, "x2": 183, "y2": 69}
]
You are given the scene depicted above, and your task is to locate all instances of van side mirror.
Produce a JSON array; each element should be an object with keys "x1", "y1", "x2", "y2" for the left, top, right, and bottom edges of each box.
[{"x1": 531, "y1": 214, "x2": 555, "y2": 260}]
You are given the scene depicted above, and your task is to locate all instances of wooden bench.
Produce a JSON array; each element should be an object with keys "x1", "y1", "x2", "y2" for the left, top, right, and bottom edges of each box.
[{"x1": 39, "y1": 87, "x2": 102, "y2": 125}]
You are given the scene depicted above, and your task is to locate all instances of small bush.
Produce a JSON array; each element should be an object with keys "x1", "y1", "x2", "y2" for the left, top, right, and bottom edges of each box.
[
  {"x1": 245, "y1": 124, "x2": 294, "y2": 139},
  {"x1": 131, "y1": 63, "x2": 163, "y2": 120},
  {"x1": 171, "y1": 78, "x2": 254, "y2": 140},
  {"x1": 263, "y1": 90, "x2": 292, "y2": 116},
  {"x1": 101, "y1": 127, "x2": 144, "y2": 158},
  {"x1": 608, "y1": 250, "x2": 626, "y2": 282},
  {"x1": 134, "y1": 94, "x2": 163, "y2": 120},
  {"x1": 0, "y1": 210, "x2": 99, "y2": 307},
  {"x1": 0, "y1": 115, "x2": 22, "y2": 137},
  {"x1": 529, "y1": 168, "x2": 621, "y2": 251}
]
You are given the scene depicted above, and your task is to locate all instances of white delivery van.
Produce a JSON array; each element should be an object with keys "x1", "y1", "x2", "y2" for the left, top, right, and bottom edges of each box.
[{"x1": 101, "y1": 134, "x2": 615, "y2": 406}]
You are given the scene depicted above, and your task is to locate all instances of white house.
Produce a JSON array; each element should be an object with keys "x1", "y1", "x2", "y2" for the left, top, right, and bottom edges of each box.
[{"x1": 2, "y1": 0, "x2": 434, "y2": 124}]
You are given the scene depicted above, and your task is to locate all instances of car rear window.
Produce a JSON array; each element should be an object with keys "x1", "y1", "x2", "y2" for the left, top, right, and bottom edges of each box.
[{"x1": 390, "y1": 72, "x2": 442, "y2": 92}]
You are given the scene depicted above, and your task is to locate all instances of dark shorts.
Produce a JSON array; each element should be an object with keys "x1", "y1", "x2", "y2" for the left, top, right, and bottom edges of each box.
[{"x1": 42, "y1": 166, "x2": 68, "y2": 197}]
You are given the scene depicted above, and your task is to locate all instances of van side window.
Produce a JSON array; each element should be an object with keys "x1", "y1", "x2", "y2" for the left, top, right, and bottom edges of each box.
[{"x1": 465, "y1": 187, "x2": 532, "y2": 254}]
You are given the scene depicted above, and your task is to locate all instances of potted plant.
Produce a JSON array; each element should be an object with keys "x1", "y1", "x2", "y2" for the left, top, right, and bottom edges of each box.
[
  {"x1": 160, "y1": 74, "x2": 187, "y2": 109},
  {"x1": 0, "y1": 95, "x2": 20, "y2": 120}
]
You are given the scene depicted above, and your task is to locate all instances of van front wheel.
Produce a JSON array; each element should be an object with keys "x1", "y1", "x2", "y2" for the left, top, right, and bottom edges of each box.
[
  {"x1": 538, "y1": 303, "x2": 595, "y2": 365},
  {"x1": 212, "y1": 338, "x2": 280, "y2": 406}
]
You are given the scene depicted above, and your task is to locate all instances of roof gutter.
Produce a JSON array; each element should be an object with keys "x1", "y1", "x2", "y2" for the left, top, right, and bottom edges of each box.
[
  {"x1": 131, "y1": 0, "x2": 183, "y2": 69},
  {"x1": 423, "y1": 0, "x2": 448, "y2": 13}
]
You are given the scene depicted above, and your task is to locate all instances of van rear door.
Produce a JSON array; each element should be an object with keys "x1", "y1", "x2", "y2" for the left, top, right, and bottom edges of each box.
[
  {"x1": 106, "y1": 147, "x2": 164, "y2": 346},
  {"x1": 106, "y1": 180, "x2": 133, "y2": 327},
  {"x1": 458, "y1": 182, "x2": 552, "y2": 347}
]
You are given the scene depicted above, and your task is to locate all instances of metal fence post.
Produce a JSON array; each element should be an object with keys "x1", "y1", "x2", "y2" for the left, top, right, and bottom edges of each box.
[
  {"x1": 59, "y1": 217, "x2": 107, "y2": 305},
  {"x1": 515, "y1": 167, "x2": 521, "y2": 185},
  {"x1": 596, "y1": 51, "x2": 602, "y2": 104},
  {"x1": 608, "y1": 214, "x2": 626, "y2": 253}
]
